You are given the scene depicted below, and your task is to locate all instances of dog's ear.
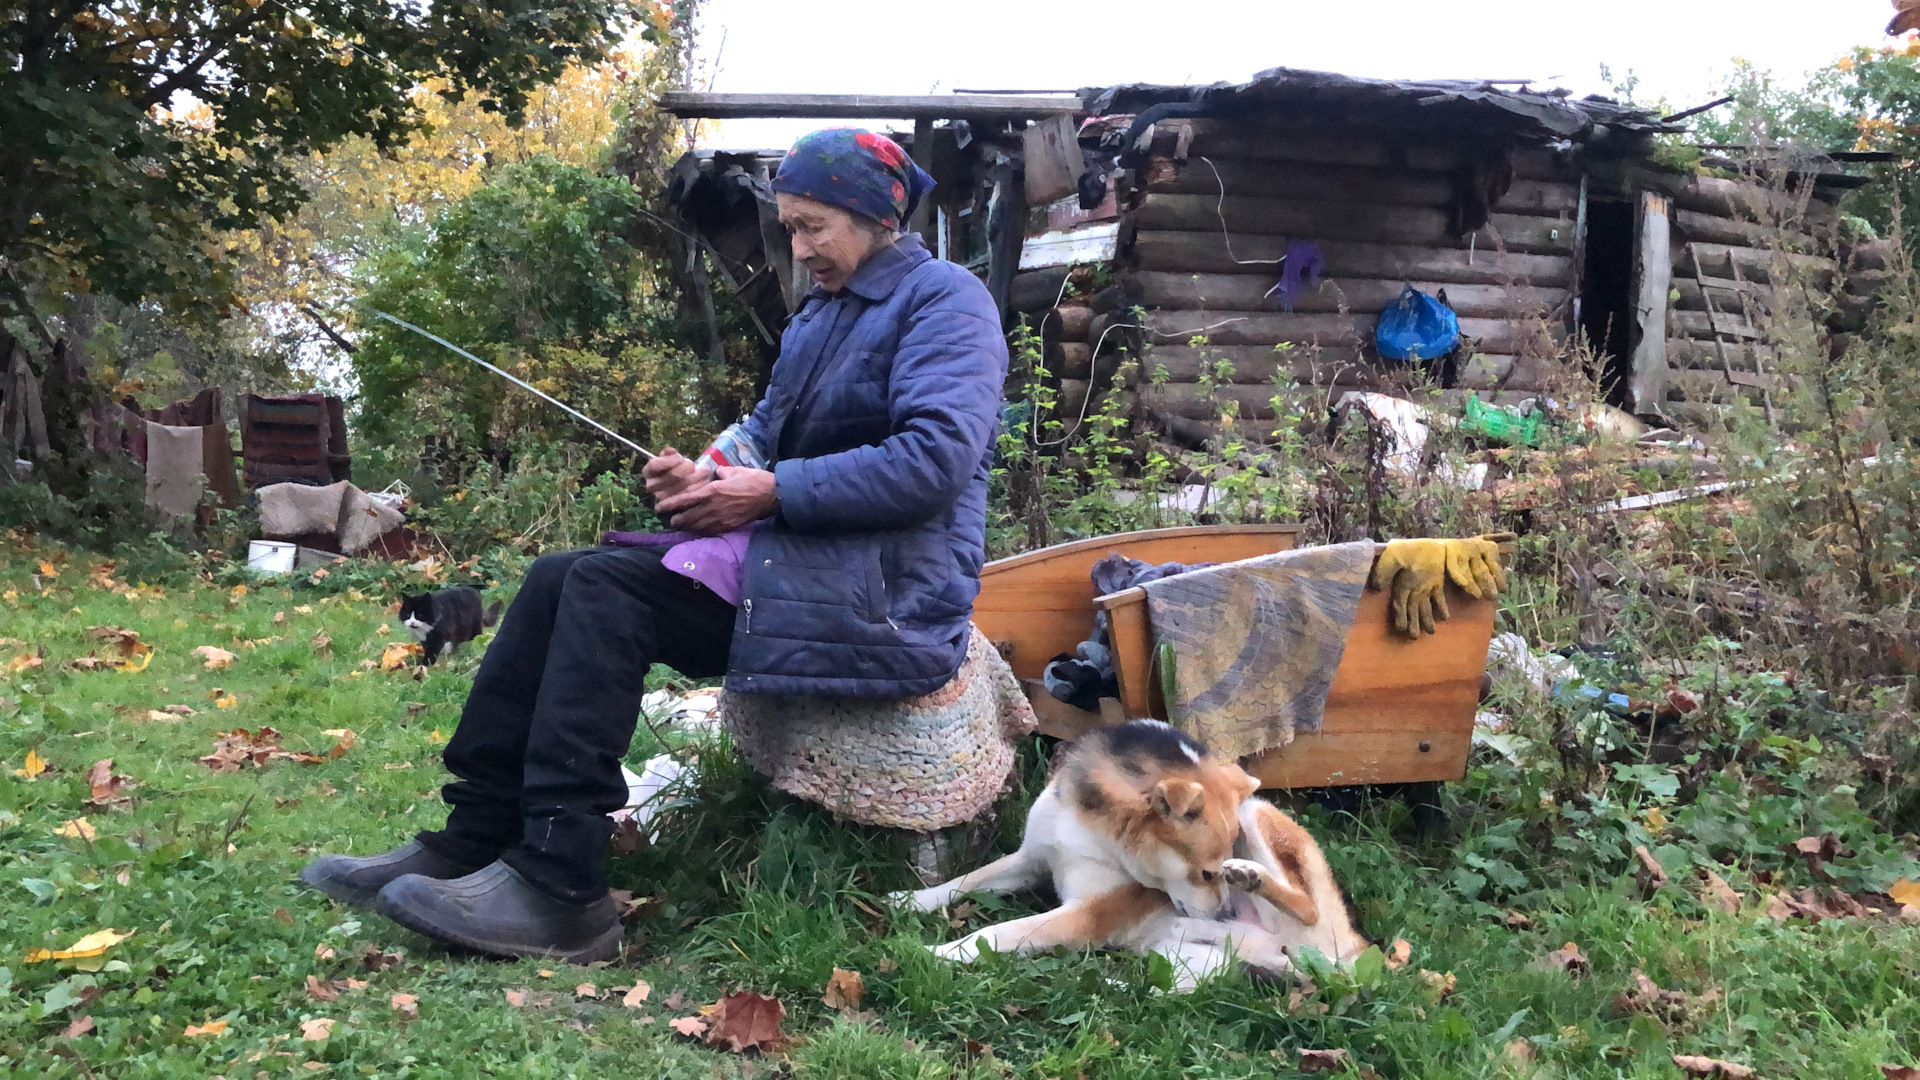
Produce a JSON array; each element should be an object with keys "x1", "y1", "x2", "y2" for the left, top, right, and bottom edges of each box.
[
  {"x1": 1151, "y1": 778, "x2": 1205, "y2": 819},
  {"x1": 1233, "y1": 766, "x2": 1261, "y2": 799}
]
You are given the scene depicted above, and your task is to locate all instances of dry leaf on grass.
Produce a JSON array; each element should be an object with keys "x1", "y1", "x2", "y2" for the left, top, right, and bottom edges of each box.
[
  {"x1": 305, "y1": 975, "x2": 338, "y2": 1002},
  {"x1": 822, "y1": 967, "x2": 864, "y2": 1011},
  {"x1": 1700, "y1": 869, "x2": 1743, "y2": 914},
  {"x1": 1788, "y1": 834, "x2": 1854, "y2": 880},
  {"x1": 311, "y1": 631, "x2": 333, "y2": 657},
  {"x1": 1533, "y1": 942, "x2": 1590, "y2": 976},
  {"x1": 24, "y1": 928, "x2": 133, "y2": 966},
  {"x1": 1299, "y1": 1048, "x2": 1350, "y2": 1071},
  {"x1": 1502, "y1": 909, "x2": 1534, "y2": 930},
  {"x1": 621, "y1": 982, "x2": 651, "y2": 1008},
  {"x1": 391, "y1": 993, "x2": 419, "y2": 1020},
  {"x1": 703, "y1": 991, "x2": 786, "y2": 1053},
  {"x1": 1614, "y1": 969, "x2": 1720, "y2": 1023},
  {"x1": 193, "y1": 645, "x2": 236, "y2": 670},
  {"x1": 361, "y1": 945, "x2": 404, "y2": 971},
  {"x1": 1384, "y1": 938, "x2": 1411, "y2": 970},
  {"x1": 1672, "y1": 1054, "x2": 1756, "y2": 1078},
  {"x1": 183, "y1": 1019, "x2": 228, "y2": 1037},
  {"x1": 663, "y1": 988, "x2": 686, "y2": 1010},
  {"x1": 314, "y1": 944, "x2": 336, "y2": 960},
  {"x1": 54, "y1": 817, "x2": 97, "y2": 840},
  {"x1": 505, "y1": 989, "x2": 528, "y2": 1008},
  {"x1": 60, "y1": 1015, "x2": 95, "y2": 1038},
  {"x1": 1417, "y1": 969, "x2": 1457, "y2": 1002},
  {"x1": 380, "y1": 642, "x2": 424, "y2": 671},
  {"x1": 1505, "y1": 1039, "x2": 1537, "y2": 1064},
  {"x1": 1880, "y1": 1066, "x2": 1920, "y2": 1080},
  {"x1": 300, "y1": 1017, "x2": 335, "y2": 1041},
  {"x1": 7, "y1": 650, "x2": 45, "y2": 674},
  {"x1": 668, "y1": 1015, "x2": 708, "y2": 1039},
  {"x1": 11, "y1": 747, "x2": 48, "y2": 778},
  {"x1": 85, "y1": 758, "x2": 134, "y2": 807},
  {"x1": 1888, "y1": 879, "x2": 1920, "y2": 908},
  {"x1": 575, "y1": 982, "x2": 600, "y2": 999}
]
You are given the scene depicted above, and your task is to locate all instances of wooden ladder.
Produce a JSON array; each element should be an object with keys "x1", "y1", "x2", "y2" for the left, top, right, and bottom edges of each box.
[{"x1": 1685, "y1": 242, "x2": 1776, "y2": 425}]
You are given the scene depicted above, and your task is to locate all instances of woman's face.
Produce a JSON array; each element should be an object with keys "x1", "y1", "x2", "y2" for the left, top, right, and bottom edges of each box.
[{"x1": 777, "y1": 193, "x2": 890, "y2": 293}]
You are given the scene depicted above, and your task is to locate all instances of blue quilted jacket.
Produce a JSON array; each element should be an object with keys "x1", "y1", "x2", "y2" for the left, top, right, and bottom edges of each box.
[{"x1": 725, "y1": 235, "x2": 1009, "y2": 698}]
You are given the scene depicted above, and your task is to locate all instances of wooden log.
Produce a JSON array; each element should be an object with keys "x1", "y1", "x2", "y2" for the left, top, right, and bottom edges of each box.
[
  {"x1": 1138, "y1": 309, "x2": 1547, "y2": 356},
  {"x1": 1498, "y1": 354, "x2": 1586, "y2": 394},
  {"x1": 1120, "y1": 271, "x2": 1568, "y2": 318},
  {"x1": 1671, "y1": 278, "x2": 1771, "y2": 313},
  {"x1": 1670, "y1": 310, "x2": 1766, "y2": 341},
  {"x1": 1138, "y1": 382, "x2": 1283, "y2": 420},
  {"x1": 1131, "y1": 193, "x2": 1573, "y2": 254},
  {"x1": 1131, "y1": 231, "x2": 1576, "y2": 286},
  {"x1": 1178, "y1": 119, "x2": 1460, "y2": 171},
  {"x1": 1509, "y1": 147, "x2": 1575, "y2": 182},
  {"x1": 1143, "y1": 345, "x2": 1374, "y2": 385},
  {"x1": 1010, "y1": 267, "x2": 1072, "y2": 314},
  {"x1": 1456, "y1": 353, "x2": 1517, "y2": 390},
  {"x1": 1051, "y1": 304, "x2": 1094, "y2": 341},
  {"x1": 1670, "y1": 243, "x2": 1834, "y2": 288},
  {"x1": 1672, "y1": 208, "x2": 1818, "y2": 253},
  {"x1": 1147, "y1": 155, "x2": 1581, "y2": 217},
  {"x1": 1667, "y1": 337, "x2": 1772, "y2": 373},
  {"x1": 1674, "y1": 175, "x2": 1837, "y2": 229},
  {"x1": 1047, "y1": 341, "x2": 1094, "y2": 378},
  {"x1": 1843, "y1": 239, "x2": 1894, "y2": 272}
]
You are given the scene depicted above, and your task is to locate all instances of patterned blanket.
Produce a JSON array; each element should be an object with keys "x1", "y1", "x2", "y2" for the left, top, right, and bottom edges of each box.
[{"x1": 1139, "y1": 541, "x2": 1377, "y2": 760}]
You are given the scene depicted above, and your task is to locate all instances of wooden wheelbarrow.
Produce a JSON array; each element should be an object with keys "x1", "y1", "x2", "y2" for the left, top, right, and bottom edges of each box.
[{"x1": 971, "y1": 524, "x2": 1495, "y2": 790}]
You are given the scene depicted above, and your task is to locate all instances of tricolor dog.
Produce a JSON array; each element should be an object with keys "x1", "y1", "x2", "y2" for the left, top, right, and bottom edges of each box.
[{"x1": 900, "y1": 720, "x2": 1366, "y2": 988}]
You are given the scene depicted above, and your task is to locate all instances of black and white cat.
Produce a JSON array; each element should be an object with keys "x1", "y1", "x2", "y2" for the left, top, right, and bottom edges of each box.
[{"x1": 397, "y1": 587, "x2": 502, "y2": 665}]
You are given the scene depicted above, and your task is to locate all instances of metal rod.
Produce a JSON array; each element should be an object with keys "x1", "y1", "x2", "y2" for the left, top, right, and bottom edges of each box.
[{"x1": 369, "y1": 310, "x2": 654, "y2": 460}]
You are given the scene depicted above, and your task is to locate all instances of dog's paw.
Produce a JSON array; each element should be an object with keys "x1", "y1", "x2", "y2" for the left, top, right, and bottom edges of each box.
[
  {"x1": 891, "y1": 886, "x2": 950, "y2": 913},
  {"x1": 1219, "y1": 858, "x2": 1266, "y2": 892},
  {"x1": 932, "y1": 935, "x2": 983, "y2": 963}
]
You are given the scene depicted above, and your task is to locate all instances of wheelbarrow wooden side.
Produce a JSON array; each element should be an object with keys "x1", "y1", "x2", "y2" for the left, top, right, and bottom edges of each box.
[
  {"x1": 1093, "y1": 583, "x2": 1492, "y2": 788},
  {"x1": 971, "y1": 524, "x2": 1493, "y2": 790}
]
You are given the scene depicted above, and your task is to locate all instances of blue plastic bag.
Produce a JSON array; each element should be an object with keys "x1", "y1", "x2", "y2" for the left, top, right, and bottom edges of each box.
[{"x1": 1375, "y1": 285, "x2": 1459, "y2": 362}]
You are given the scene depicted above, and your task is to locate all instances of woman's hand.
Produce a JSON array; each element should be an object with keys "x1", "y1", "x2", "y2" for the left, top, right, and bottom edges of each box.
[
  {"x1": 653, "y1": 466, "x2": 778, "y2": 536},
  {"x1": 642, "y1": 447, "x2": 706, "y2": 503}
]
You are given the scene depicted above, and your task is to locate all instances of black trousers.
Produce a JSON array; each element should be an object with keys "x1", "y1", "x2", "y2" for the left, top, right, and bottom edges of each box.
[{"x1": 416, "y1": 547, "x2": 735, "y2": 901}]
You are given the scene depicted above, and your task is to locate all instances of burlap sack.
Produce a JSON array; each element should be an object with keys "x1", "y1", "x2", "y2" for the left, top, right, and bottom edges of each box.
[
  {"x1": 336, "y1": 483, "x2": 404, "y2": 554},
  {"x1": 257, "y1": 481, "x2": 346, "y2": 540}
]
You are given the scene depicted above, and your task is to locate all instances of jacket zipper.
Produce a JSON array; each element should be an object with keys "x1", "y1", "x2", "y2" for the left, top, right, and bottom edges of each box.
[{"x1": 742, "y1": 598, "x2": 752, "y2": 633}]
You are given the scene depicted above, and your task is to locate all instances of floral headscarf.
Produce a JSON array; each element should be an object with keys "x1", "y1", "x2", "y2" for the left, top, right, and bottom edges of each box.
[{"x1": 770, "y1": 128, "x2": 935, "y2": 231}]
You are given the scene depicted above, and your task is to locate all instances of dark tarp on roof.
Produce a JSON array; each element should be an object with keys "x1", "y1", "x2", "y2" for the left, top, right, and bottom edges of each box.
[{"x1": 1083, "y1": 67, "x2": 1680, "y2": 150}]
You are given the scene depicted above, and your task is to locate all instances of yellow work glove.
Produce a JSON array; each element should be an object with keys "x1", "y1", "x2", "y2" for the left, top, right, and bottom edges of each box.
[
  {"x1": 1370, "y1": 539, "x2": 1450, "y2": 638},
  {"x1": 1371, "y1": 534, "x2": 1517, "y2": 637},
  {"x1": 1443, "y1": 532, "x2": 1516, "y2": 601}
]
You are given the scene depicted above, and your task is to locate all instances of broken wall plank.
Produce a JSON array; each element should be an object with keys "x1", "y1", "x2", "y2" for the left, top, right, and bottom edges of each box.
[
  {"x1": 1023, "y1": 113, "x2": 1082, "y2": 206},
  {"x1": 1673, "y1": 175, "x2": 1837, "y2": 229},
  {"x1": 1630, "y1": 191, "x2": 1672, "y2": 412},
  {"x1": 1670, "y1": 243, "x2": 1835, "y2": 288},
  {"x1": 1672, "y1": 208, "x2": 1818, "y2": 253},
  {"x1": 1667, "y1": 337, "x2": 1772, "y2": 372},
  {"x1": 1145, "y1": 157, "x2": 1579, "y2": 216}
]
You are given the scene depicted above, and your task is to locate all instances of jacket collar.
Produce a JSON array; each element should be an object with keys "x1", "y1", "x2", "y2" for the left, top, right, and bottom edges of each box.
[{"x1": 816, "y1": 234, "x2": 930, "y2": 303}]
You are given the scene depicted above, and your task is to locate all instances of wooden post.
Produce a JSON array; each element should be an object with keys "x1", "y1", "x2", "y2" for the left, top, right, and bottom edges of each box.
[
  {"x1": 910, "y1": 117, "x2": 936, "y2": 249},
  {"x1": 1629, "y1": 192, "x2": 1671, "y2": 413},
  {"x1": 985, "y1": 157, "x2": 1023, "y2": 322}
]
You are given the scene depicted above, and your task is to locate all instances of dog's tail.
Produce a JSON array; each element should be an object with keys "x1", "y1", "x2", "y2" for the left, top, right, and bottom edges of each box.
[{"x1": 482, "y1": 600, "x2": 503, "y2": 628}]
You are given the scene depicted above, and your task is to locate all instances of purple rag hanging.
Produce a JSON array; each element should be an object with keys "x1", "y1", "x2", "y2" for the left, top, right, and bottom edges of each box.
[{"x1": 1273, "y1": 240, "x2": 1326, "y2": 313}]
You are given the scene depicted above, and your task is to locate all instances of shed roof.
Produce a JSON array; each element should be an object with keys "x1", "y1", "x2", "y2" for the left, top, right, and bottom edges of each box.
[{"x1": 1084, "y1": 67, "x2": 1680, "y2": 148}]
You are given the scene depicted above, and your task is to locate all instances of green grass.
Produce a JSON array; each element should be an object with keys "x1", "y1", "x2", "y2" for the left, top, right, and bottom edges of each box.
[{"x1": 3, "y1": 535, "x2": 1919, "y2": 1078}]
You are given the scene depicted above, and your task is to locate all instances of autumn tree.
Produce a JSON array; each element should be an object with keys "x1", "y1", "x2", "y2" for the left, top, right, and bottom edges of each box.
[{"x1": 0, "y1": 1, "x2": 641, "y2": 324}]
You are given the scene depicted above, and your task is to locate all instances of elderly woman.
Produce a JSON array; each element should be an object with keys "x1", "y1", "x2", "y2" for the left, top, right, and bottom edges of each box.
[{"x1": 300, "y1": 129, "x2": 1009, "y2": 963}]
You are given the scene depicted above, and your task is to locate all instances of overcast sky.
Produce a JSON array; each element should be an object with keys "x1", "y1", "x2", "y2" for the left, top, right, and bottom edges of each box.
[{"x1": 693, "y1": 0, "x2": 1897, "y2": 149}]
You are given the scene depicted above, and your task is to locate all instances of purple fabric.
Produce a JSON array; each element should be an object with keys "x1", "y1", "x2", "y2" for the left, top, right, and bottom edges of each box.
[
  {"x1": 601, "y1": 524, "x2": 758, "y2": 607},
  {"x1": 1274, "y1": 239, "x2": 1326, "y2": 313},
  {"x1": 770, "y1": 128, "x2": 934, "y2": 230}
]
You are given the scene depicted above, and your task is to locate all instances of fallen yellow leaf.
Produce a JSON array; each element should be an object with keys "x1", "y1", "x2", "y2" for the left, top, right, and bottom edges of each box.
[
  {"x1": 55, "y1": 817, "x2": 98, "y2": 841},
  {"x1": 24, "y1": 928, "x2": 134, "y2": 964},
  {"x1": 183, "y1": 1019, "x2": 228, "y2": 1037},
  {"x1": 294, "y1": 604, "x2": 314, "y2": 615},
  {"x1": 39, "y1": 560, "x2": 57, "y2": 576},
  {"x1": 379, "y1": 642, "x2": 423, "y2": 671},
  {"x1": 300, "y1": 1017, "x2": 335, "y2": 1041},
  {"x1": 230, "y1": 584, "x2": 248, "y2": 598},
  {"x1": 622, "y1": 981, "x2": 651, "y2": 1008},
  {"x1": 1889, "y1": 879, "x2": 1920, "y2": 908},
  {"x1": 12, "y1": 748, "x2": 48, "y2": 778},
  {"x1": 377, "y1": 623, "x2": 391, "y2": 637},
  {"x1": 117, "y1": 650, "x2": 153, "y2": 673},
  {"x1": 6, "y1": 651, "x2": 43, "y2": 674},
  {"x1": 428, "y1": 729, "x2": 445, "y2": 743}
]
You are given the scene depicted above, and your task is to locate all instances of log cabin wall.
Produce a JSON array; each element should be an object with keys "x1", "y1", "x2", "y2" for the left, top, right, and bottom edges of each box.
[
  {"x1": 1659, "y1": 175, "x2": 1844, "y2": 428},
  {"x1": 1012, "y1": 118, "x2": 1587, "y2": 426}
]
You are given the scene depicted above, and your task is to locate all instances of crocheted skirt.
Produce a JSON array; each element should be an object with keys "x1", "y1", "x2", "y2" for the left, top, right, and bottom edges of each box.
[{"x1": 719, "y1": 626, "x2": 1038, "y2": 832}]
